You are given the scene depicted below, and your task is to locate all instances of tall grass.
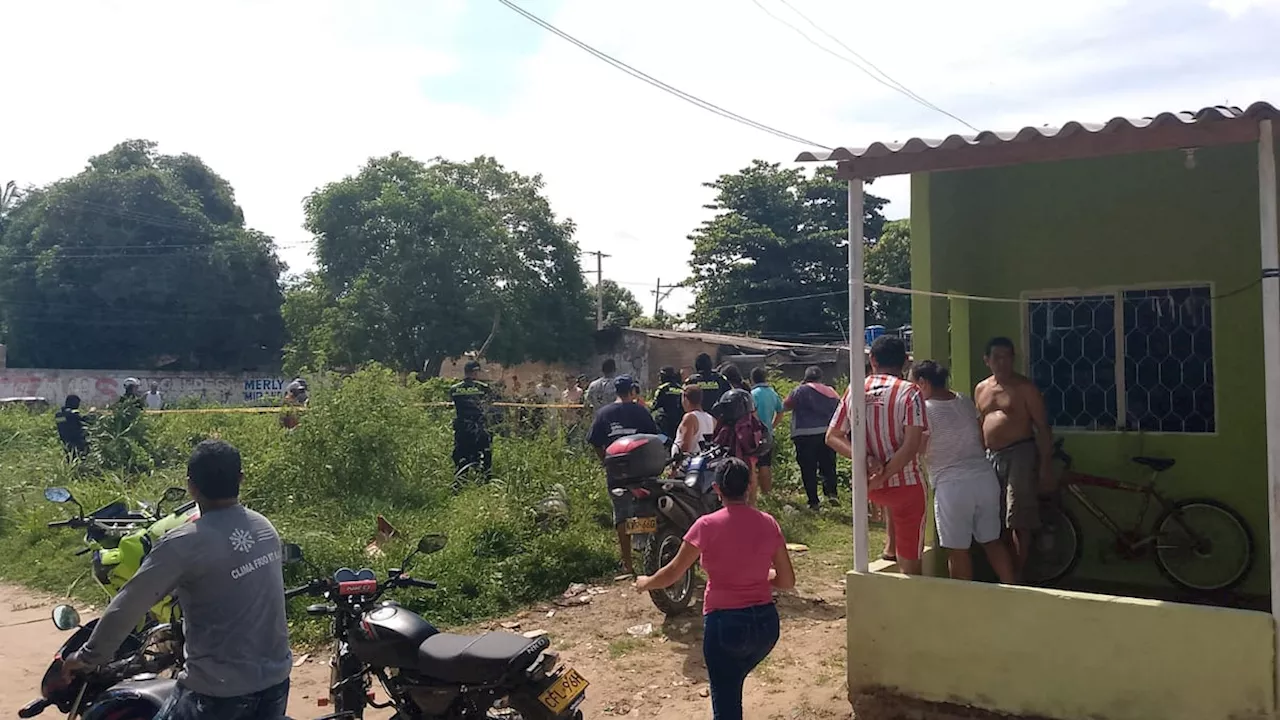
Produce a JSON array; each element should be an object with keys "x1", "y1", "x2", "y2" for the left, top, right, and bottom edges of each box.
[
  {"x1": 0, "y1": 366, "x2": 858, "y2": 642},
  {"x1": 0, "y1": 367, "x2": 617, "y2": 641}
]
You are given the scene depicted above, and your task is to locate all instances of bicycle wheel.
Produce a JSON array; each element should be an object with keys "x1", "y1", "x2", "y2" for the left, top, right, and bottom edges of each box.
[
  {"x1": 1023, "y1": 500, "x2": 1081, "y2": 586},
  {"x1": 1154, "y1": 498, "x2": 1254, "y2": 593}
]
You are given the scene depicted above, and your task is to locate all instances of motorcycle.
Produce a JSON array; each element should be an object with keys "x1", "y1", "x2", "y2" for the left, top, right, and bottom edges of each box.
[
  {"x1": 18, "y1": 604, "x2": 181, "y2": 720},
  {"x1": 44, "y1": 486, "x2": 198, "y2": 628},
  {"x1": 605, "y1": 435, "x2": 724, "y2": 615},
  {"x1": 284, "y1": 536, "x2": 588, "y2": 719}
]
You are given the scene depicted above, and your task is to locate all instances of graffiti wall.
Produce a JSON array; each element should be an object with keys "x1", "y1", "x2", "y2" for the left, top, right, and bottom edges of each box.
[{"x1": 0, "y1": 370, "x2": 286, "y2": 408}]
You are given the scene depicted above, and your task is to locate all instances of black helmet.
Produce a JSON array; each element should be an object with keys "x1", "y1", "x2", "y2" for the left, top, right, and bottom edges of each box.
[{"x1": 710, "y1": 388, "x2": 752, "y2": 424}]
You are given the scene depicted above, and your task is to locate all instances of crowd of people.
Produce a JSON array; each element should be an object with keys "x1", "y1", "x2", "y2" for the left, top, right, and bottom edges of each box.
[{"x1": 822, "y1": 334, "x2": 1055, "y2": 584}]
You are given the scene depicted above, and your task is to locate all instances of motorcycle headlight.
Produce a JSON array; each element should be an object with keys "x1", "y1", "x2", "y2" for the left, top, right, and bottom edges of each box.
[{"x1": 684, "y1": 476, "x2": 698, "y2": 488}]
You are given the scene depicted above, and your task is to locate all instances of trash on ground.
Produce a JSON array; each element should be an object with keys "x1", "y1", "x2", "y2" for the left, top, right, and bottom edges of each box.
[{"x1": 627, "y1": 622, "x2": 655, "y2": 637}]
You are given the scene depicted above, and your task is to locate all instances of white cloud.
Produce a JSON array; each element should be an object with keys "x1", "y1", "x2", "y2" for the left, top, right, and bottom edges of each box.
[{"x1": 3, "y1": 0, "x2": 1277, "y2": 317}]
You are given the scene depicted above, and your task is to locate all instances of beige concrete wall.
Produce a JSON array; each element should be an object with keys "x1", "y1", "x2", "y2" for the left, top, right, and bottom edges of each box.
[
  {"x1": 0, "y1": 369, "x2": 286, "y2": 407},
  {"x1": 846, "y1": 570, "x2": 1275, "y2": 720}
]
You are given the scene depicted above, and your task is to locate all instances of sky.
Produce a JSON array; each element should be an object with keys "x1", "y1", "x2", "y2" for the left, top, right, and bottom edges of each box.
[{"x1": 3, "y1": 0, "x2": 1279, "y2": 316}]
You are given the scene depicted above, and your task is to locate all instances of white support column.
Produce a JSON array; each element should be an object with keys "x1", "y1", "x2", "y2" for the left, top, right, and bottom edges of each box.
[
  {"x1": 848, "y1": 179, "x2": 869, "y2": 573},
  {"x1": 1258, "y1": 119, "x2": 1280, "y2": 701}
]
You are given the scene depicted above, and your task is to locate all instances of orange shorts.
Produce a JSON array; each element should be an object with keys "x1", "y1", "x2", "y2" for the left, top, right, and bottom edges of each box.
[{"x1": 870, "y1": 483, "x2": 928, "y2": 561}]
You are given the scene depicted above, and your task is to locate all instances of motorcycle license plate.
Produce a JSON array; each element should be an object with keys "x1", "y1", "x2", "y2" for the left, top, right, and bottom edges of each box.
[
  {"x1": 625, "y1": 516, "x2": 657, "y2": 534},
  {"x1": 538, "y1": 668, "x2": 589, "y2": 715}
]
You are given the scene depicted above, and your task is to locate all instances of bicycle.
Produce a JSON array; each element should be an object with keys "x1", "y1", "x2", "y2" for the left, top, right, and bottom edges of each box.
[{"x1": 1026, "y1": 439, "x2": 1255, "y2": 594}]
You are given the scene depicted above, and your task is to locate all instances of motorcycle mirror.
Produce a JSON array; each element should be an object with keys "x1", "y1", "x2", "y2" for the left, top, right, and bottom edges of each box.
[
  {"x1": 44, "y1": 487, "x2": 74, "y2": 504},
  {"x1": 161, "y1": 487, "x2": 186, "y2": 504},
  {"x1": 51, "y1": 604, "x2": 81, "y2": 631},
  {"x1": 417, "y1": 534, "x2": 448, "y2": 555},
  {"x1": 282, "y1": 543, "x2": 304, "y2": 565}
]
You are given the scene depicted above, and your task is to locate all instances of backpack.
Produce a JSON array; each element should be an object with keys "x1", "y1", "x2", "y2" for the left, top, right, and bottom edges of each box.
[{"x1": 713, "y1": 410, "x2": 772, "y2": 460}]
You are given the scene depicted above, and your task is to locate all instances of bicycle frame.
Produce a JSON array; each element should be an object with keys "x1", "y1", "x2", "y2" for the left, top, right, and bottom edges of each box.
[{"x1": 1059, "y1": 469, "x2": 1179, "y2": 553}]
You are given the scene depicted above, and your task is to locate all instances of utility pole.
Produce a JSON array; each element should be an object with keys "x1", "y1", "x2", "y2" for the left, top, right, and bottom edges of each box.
[
  {"x1": 650, "y1": 278, "x2": 680, "y2": 317},
  {"x1": 583, "y1": 250, "x2": 610, "y2": 330}
]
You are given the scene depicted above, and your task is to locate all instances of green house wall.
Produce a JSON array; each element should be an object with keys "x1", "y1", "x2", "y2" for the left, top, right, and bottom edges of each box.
[{"x1": 910, "y1": 143, "x2": 1276, "y2": 594}]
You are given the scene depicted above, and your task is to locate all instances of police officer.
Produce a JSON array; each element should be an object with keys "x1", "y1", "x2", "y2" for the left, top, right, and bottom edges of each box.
[
  {"x1": 55, "y1": 395, "x2": 89, "y2": 459},
  {"x1": 650, "y1": 366, "x2": 686, "y2": 442},
  {"x1": 685, "y1": 353, "x2": 731, "y2": 412},
  {"x1": 449, "y1": 361, "x2": 493, "y2": 477}
]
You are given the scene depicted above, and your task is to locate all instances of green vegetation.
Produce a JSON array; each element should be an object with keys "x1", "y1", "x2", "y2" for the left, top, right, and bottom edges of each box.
[
  {"x1": 0, "y1": 367, "x2": 618, "y2": 642},
  {"x1": 0, "y1": 368, "x2": 872, "y2": 643}
]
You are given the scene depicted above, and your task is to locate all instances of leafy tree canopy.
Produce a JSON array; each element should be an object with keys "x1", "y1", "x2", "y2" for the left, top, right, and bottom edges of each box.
[
  {"x1": 596, "y1": 279, "x2": 643, "y2": 328},
  {"x1": 0, "y1": 140, "x2": 285, "y2": 370},
  {"x1": 687, "y1": 161, "x2": 909, "y2": 340},
  {"x1": 289, "y1": 154, "x2": 593, "y2": 375}
]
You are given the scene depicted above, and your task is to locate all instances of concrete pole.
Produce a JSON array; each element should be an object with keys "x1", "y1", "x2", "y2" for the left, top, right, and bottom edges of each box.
[
  {"x1": 848, "y1": 178, "x2": 869, "y2": 573},
  {"x1": 1256, "y1": 119, "x2": 1280, "y2": 702}
]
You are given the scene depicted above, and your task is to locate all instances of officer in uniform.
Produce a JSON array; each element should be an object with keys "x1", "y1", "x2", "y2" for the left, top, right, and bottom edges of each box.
[
  {"x1": 650, "y1": 366, "x2": 686, "y2": 443},
  {"x1": 449, "y1": 361, "x2": 493, "y2": 477},
  {"x1": 685, "y1": 353, "x2": 731, "y2": 413},
  {"x1": 55, "y1": 394, "x2": 89, "y2": 459}
]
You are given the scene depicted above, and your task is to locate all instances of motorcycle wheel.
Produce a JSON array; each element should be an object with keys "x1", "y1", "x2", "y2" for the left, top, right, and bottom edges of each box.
[
  {"x1": 506, "y1": 694, "x2": 585, "y2": 720},
  {"x1": 644, "y1": 523, "x2": 696, "y2": 615},
  {"x1": 330, "y1": 643, "x2": 369, "y2": 718}
]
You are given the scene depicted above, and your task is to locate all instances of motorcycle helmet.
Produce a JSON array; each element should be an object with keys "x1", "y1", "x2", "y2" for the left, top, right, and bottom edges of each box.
[
  {"x1": 123, "y1": 378, "x2": 140, "y2": 390},
  {"x1": 710, "y1": 388, "x2": 752, "y2": 424}
]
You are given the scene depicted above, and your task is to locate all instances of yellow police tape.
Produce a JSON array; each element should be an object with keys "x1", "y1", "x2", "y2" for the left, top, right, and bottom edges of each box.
[{"x1": 145, "y1": 401, "x2": 589, "y2": 415}]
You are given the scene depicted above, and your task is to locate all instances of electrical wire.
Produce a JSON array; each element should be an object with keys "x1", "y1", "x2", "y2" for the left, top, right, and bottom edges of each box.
[
  {"x1": 753, "y1": 0, "x2": 979, "y2": 133},
  {"x1": 495, "y1": 0, "x2": 831, "y2": 150}
]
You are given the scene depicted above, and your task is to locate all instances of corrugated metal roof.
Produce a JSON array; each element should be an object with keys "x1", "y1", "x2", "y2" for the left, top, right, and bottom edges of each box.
[
  {"x1": 795, "y1": 101, "x2": 1280, "y2": 165},
  {"x1": 626, "y1": 327, "x2": 818, "y2": 351}
]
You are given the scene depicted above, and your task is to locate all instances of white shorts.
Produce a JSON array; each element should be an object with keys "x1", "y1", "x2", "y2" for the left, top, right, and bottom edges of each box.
[{"x1": 933, "y1": 472, "x2": 1003, "y2": 549}]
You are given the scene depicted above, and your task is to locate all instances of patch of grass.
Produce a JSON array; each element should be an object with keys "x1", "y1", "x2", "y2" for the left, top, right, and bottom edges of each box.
[
  {"x1": 607, "y1": 637, "x2": 647, "y2": 659},
  {"x1": 0, "y1": 367, "x2": 619, "y2": 644}
]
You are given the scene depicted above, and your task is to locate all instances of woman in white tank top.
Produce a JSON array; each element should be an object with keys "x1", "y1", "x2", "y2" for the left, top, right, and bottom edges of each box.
[
  {"x1": 673, "y1": 385, "x2": 715, "y2": 457},
  {"x1": 912, "y1": 361, "x2": 1017, "y2": 584}
]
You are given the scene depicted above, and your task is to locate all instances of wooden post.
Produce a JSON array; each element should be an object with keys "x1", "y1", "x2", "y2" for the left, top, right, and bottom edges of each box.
[
  {"x1": 1258, "y1": 119, "x2": 1280, "y2": 702},
  {"x1": 849, "y1": 179, "x2": 869, "y2": 573}
]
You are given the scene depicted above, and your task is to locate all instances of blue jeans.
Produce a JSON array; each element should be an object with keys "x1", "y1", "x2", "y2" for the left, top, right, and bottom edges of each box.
[
  {"x1": 702, "y1": 604, "x2": 780, "y2": 720},
  {"x1": 156, "y1": 679, "x2": 289, "y2": 720}
]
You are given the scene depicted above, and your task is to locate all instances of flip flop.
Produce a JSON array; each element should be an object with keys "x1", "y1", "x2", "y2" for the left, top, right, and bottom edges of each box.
[{"x1": 881, "y1": 553, "x2": 897, "y2": 562}]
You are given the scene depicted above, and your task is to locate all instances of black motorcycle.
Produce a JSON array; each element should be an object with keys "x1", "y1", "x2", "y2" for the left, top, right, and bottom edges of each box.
[
  {"x1": 605, "y1": 435, "x2": 724, "y2": 615},
  {"x1": 19, "y1": 604, "x2": 181, "y2": 720},
  {"x1": 284, "y1": 535, "x2": 588, "y2": 719}
]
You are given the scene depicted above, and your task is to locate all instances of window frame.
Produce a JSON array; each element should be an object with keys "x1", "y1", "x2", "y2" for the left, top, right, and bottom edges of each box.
[{"x1": 1018, "y1": 281, "x2": 1219, "y2": 436}]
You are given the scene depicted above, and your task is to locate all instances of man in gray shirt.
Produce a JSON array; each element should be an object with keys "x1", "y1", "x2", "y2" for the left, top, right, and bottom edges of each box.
[{"x1": 63, "y1": 439, "x2": 292, "y2": 719}]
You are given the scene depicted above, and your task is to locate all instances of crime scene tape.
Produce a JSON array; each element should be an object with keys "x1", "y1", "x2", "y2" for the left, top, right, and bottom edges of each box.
[{"x1": 146, "y1": 401, "x2": 590, "y2": 415}]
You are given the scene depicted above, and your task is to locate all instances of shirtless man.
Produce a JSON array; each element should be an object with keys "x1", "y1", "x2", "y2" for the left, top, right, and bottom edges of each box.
[{"x1": 974, "y1": 337, "x2": 1054, "y2": 578}]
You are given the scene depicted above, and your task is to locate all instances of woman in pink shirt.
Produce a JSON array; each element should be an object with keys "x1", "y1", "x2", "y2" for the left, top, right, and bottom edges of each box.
[{"x1": 636, "y1": 457, "x2": 796, "y2": 719}]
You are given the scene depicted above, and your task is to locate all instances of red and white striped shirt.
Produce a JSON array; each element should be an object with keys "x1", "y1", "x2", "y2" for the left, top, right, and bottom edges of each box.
[{"x1": 829, "y1": 374, "x2": 929, "y2": 488}]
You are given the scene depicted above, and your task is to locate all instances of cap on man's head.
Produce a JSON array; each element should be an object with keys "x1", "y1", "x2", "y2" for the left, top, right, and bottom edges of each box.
[
  {"x1": 614, "y1": 375, "x2": 637, "y2": 395},
  {"x1": 464, "y1": 361, "x2": 482, "y2": 373}
]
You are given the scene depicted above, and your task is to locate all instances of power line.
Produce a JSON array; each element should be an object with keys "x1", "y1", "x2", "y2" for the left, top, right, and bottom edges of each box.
[
  {"x1": 496, "y1": 0, "x2": 831, "y2": 150},
  {"x1": 749, "y1": 0, "x2": 979, "y2": 133}
]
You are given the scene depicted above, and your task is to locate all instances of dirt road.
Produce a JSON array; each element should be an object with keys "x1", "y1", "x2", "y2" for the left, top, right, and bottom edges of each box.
[{"x1": 0, "y1": 567, "x2": 851, "y2": 719}]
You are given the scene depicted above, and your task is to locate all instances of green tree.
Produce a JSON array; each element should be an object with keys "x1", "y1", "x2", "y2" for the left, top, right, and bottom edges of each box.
[
  {"x1": 596, "y1": 279, "x2": 643, "y2": 327},
  {"x1": 294, "y1": 154, "x2": 593, "y2": 375},
  {"x1": 687, "y1": 161, "x2": 889, "y2": 338},
  {"x1": 631, "y1": 309, "x2": 681, "y2": 330},
  {"x1": 866, "y1": 219, "x2": 911, "y2": 330},
  {"x1": 0, "y1": 141, "x2": 285, "y2": 369}
]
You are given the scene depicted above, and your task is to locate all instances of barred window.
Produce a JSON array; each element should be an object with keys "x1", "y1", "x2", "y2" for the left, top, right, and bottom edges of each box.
[{"x1": 1027, "y1": 285, "x2": 1215, "y2": 433}]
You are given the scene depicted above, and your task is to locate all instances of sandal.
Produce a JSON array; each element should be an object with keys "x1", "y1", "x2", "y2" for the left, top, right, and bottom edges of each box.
[{"x1": 881, "y1": 553, "x2": 897, "y2": 562}]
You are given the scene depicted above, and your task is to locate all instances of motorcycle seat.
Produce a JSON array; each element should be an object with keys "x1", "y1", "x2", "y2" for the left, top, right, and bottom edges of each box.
[{"x1": 417, "y1": 631, "x2": 549, "y2": 684}]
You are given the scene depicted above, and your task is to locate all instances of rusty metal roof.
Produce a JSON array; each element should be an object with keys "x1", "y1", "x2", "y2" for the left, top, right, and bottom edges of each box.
[{"x1": 796, "y1": 101, "x2": 1280, "y2": 177}]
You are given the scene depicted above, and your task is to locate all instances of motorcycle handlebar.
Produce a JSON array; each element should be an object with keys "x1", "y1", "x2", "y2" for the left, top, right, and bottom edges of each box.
[{"x1": 284, "y1": 575, "x2": 437, "y2": 599}]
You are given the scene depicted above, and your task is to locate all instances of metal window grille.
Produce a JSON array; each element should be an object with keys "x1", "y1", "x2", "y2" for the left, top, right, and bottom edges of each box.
[
  {"x1": 1122, "y1": 287, "x2": 1215, "y2": 433},
  {"x1": 1026, "y1": 286, "x2": 1215, "y2": 433},
  {"x1": 1028, "y1": 295, "x2": 1118, "y2": 430}
]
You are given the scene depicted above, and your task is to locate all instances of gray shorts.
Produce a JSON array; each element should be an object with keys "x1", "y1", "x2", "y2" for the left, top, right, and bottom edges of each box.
[
  {"x1": 989, "y1": 439, "x2": 1041, "y2": 530},
  {"x1": 934, "y1": 473, "x2": 1003, "y2": 549}
]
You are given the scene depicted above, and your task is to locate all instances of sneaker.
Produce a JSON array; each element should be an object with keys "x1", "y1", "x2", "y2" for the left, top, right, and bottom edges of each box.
[
  {"x1": 807, "y1": 502, "x2": 821, "y2": 512},
  {"x1": 825, "y1": 495, "x2": 840, "y2": 507}
]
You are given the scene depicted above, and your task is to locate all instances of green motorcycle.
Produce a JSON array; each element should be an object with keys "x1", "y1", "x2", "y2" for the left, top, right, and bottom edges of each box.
[{"x1": 44, "y1": 486, "x2": 198, "y2": 627}]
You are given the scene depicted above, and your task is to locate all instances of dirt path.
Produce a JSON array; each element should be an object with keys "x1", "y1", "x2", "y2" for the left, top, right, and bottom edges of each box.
[{"x1": 0, "y1": 556, "x2": 852, "y2": 719}]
